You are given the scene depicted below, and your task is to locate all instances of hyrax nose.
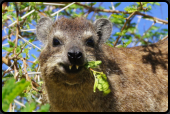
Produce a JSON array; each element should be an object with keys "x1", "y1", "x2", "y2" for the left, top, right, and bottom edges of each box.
[{"x1": 67, "y1": 46, "x2": 83, "y2": 65}]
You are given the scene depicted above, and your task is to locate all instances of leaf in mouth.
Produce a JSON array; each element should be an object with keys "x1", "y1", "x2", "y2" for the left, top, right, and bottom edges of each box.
[{"x1": 84, "y1": 61, "x2": 111, "y2": 96}]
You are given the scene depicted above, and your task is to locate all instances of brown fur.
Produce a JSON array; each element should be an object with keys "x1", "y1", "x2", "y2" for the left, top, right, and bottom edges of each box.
[
  {"x1": 37, "y1": 17, "x2": 168, "y2": 112},
  {"x1": 100, "y1": 39, "x2": 168, "y2": 112}
]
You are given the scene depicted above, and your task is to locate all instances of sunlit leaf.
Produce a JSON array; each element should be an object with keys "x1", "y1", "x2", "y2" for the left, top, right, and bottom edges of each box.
[{"x1": 2, "y1": 78, "x2": 30, "y2": 112}]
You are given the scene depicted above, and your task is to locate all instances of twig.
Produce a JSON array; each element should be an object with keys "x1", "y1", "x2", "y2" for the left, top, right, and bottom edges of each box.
[
  {"x1": 113, "y1": 11, "x2": 137, "y2": 47},
  {"x1": 139, "y1": 2, "x2": 143, "y2": 9},
  {"x1": 14, "y1": 3, "x2": 19, "y2": 55},
  {"x1": 56, "y1": 12, "x2": 59, "y2": 20},
  {"x1": 2, "y1": 69, "x2": 14, "y2": 78},
  {"x1": 4, "y1": 9, "x2": 35, "y2": 29},
  {"x1": 2, "y1": 43, "x2": 9, "y2": 46},
  {"x1": 26, "y1": 60, "x2": 34, "y2": 63},
  {"x1": 21, "y1": 57, "x2": 30, "y2": 81},
  {"x1": 43, "y1": 2, "x2": 65, "y2": 6},
  {"x1": 2, "y1": 60, "x2": 14, "y2": 72},
  {"x1": 14, "y1": 99, "x2": 25, "y2": 107},
  {"x1": 16, "y1": 42, "x2": 28, "y2": 57},
  {"x1": 2, "y1": 56, "x2": 15, "y2": 77},
  {"x1": 51, "y1": 2, "x2": 75, "y2": 16},
  {"x1": 9, "y1": 103, "x2": 12, "y2": 112},
  {"x1": 20, "y1": 29, "x2": 36, "y2": 32},
  {"x1": 90, "y1": 2, "x2": 103, "y2": 21},
  {"x1": 89, "y1": 68, "x2": 95, "y2": 72},
  {"x1": 20, "y1": 57, "x2": 42, "y2": 93},
  {"x1": 134, "y1": 16, "x2": 142, "y2": 33},
  {"x1": 14, "y1": 2, "x2": 20, "y2": 80},
  {"x1": 31, "y1": 79, "x2": 42, "y2": 93},
  {"x1": 140, "y1": 22, "x2": 156, "y2": 44},
  {"x1": 12, "y1": 102, "x2": 15, "y2": 112},
  {"x1": 2, "y1": 57, "x2": 12, "y2": 67},
  {"x1": 110, "y1": 2, "x2": 115, "y2": 10},
  {"x1": 108, "y1": 2, "x2": 115, "y2": 19},
  {"x1": 2, "y1": 33, "x2": 14, "y2": 43},
  {"x1": 27, "y1": 72, "x2": 41, "y2": 75},
  {"x1": 32, "y1": 5, "x2": 47, "y2": 17},
  {"x1": 138, "y1": 2, "x2": 148, "y2": 11},
  {"x1": 18, "y1": 35, "x2": 41, "y2": 51},
  {"x1": 161, "y1": 35, "x2": 168, "y2": 41},
  {"x1": 19, "y1": 6, "x2": 30, "y2": 15}
]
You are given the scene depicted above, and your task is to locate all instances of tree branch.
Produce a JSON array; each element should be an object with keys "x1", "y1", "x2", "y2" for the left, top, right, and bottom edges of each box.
[
  {"x1": 113, "y1": 11, "x2": 137, "y2": 47},
  {"x1": 161, "y1": 35, "x2": 168, "y2": 41},
  {"x1": 14, "y1": 2, "x2": 20, "y2": 79},
  {"x1": 75, "y1": 2, "x2": 168, "y2": 24}
]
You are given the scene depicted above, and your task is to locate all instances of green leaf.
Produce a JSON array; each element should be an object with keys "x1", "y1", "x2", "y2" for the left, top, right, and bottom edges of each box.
[
  {"x1": 23, "y1": 48, "x2": 29, "y2": 55},
  {"x1": 150, "y1": 26, "x2": 159, "y2": 30},
  {"x1": 115, "y1": 32, "x2": 121, "y2": 36},
  {"x1": 8, "y1": 41, "x2": 15, "y2": 47},
  {"x1": 37, "y1": 104, "x2": 50, "y2": 112},
  {"x1": 103, "y1": 89, "x2": 111, "y2": 96},
  {"x1": 84, "y1": 60, "x2": 111, "y2": 95},
  {"x1": 19, "y1": 40, "x2": 23, "y2": 45},
  {"x1": 98, "y1": 6, "x2": 104, "y2": 10},
  {"x1": 8, "y1": 29, "x2": 11, "y2": 35},
  {"x1": 91, "y1": 71, "x2": 111, "y2": 95},
  {"x1": 21, "y1": 102, "x2": 36, "y2": 112},
  {"x1": 136, "y1": 2, "x2": 140, "y2": 5},
  {"x1": 161, "y1": 29, "x2": 168, "y2": 32},
  {"x1": 94, "y1": 61, "x2": 102, "y2": 66},
  {"x1": 154, "y1": 2, "x2": 160, "y2": 6},
  {"x1": 124, "y1": 38, "x2": 132, "y2": 47},
  {"x1": 2, "y1": 47, "x2": 14, "y2": 52},
  {"x1": 124, "y1": 6, "x2": 137, "y2": 13},
  {"x1": 28, "y1": 38, "x2": 34, "y2": 43},
  {"x1": 2, "y1": 74, "x2": 14, "y2": 82},
  {"x1": 84, "y1": 61, "x2": 102, "y2": 69},
  {"x1": 16, "y1": 46, "x2": 21, "y2": 53},
  {"x1": 18, "y1": 16, "x2": 22, "y2": 21},
  {"x1": 115, "y1": 30, "x2": 126, "y2": 36},
  {"x1": 2, "y1": 14, "x2": 8, "y2": 20},
  {"x1": 31, "y1": 54, "x2": 37, "y2": 59},
  {"x1": 149, "y1": 2, "x2": 160, "y2": 6},
  {"x1": 94, "y1": 72, "x2": 111, "y2": 96},
  {"x1": 19, "y1": 68, "x2": 22, "y2": 77},
  {"x1": 20, "y1": 5, "x2": 26, "y2": 9},
  {"x1": 88, "y1": 2, "x2": 97, "y2": 6},
  {"x1": 147, "y1": 5, "x2": 152, "y2": 10},
  {"x1": 111, "y1": 14, "x2": 125, "y2": 19},
  {"x1": 143, "y1": 3, "x2": 147, "y2": 7},
  {"x1": 114, "y1": 2, "x2": 121, "y2": 8},
  {"x1": 2, "y1": 78, "x2": 30, "y2": 112},
  {"x1": 98, "y1": 75, "x2": 111, "y2": 95}
]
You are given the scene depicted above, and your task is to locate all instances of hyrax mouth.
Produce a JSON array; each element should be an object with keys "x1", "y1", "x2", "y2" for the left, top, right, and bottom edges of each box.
[{"x1": 63, "y1": 64, "x2": 83, "y2": 73}]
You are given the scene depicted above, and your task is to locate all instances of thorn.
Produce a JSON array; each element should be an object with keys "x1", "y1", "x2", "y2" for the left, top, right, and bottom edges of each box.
[
  {"x1": 76, "y1": 65, "x2": 79, "y2": 69},
  {"x1": 69, "y1": 65, "x2": 72, "y2": 70}
]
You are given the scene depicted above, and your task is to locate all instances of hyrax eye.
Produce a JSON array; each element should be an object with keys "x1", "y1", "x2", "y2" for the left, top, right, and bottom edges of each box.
[
  {"x1": 86, "y1": 38, "x2": 94, "y2": 47},
  {"x1": 53, "y1": 38, "x2": 61, "y2": 46}
]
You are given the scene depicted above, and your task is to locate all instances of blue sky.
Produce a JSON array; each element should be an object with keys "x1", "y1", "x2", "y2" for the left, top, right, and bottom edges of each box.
[{"x1": 2, "y1": 2, "x2": 168, "y2": 70}]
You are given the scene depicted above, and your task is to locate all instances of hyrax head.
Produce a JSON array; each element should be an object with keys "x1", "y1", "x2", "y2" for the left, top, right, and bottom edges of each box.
[{"x1": 36, "y1": 17, "x2": 112, "y2": 85}]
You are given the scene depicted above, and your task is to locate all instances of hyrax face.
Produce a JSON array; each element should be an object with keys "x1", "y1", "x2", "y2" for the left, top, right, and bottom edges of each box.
[{"x1": 36, "y1": 17, "x2": 112, "y2": 86}]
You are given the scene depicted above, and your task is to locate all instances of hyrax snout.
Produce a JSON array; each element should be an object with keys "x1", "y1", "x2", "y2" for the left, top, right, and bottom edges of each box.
[
  {"x1": 36, "y1": 17, "x2": 168, "y2": 112},
  {"x1": 36, "y1": 17, "x2": 111, "y2": 86}
]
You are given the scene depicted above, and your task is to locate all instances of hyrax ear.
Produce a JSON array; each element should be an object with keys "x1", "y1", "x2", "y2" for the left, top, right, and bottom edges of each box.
[
  {"x1": 36, "y1": 17, "x2": 53, "y2": 45},
  {"x1": 93, "y1": 18, "x2": 112, "y2": 43}
]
